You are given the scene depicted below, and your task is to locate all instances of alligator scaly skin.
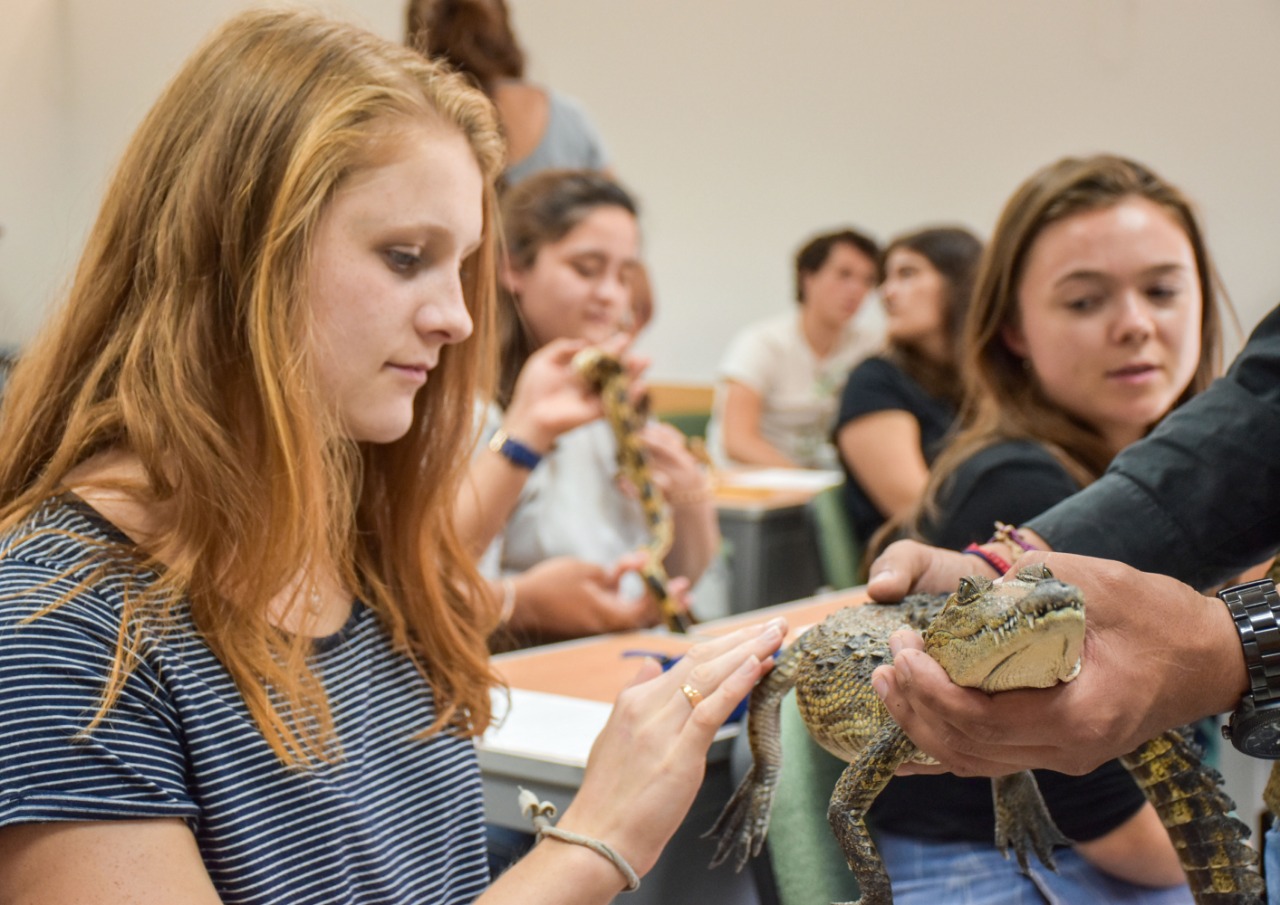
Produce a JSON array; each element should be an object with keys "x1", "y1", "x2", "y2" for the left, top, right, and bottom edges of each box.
[
  {"x1": 709, "y1": 566, "x2": 1267, "y2": 904},
  {"x1": 1121, "y1": 728, "x2": 1263, "y2": 903},
  {"x1": 709, "y1": 569, "x2": 1080, "y2": 905}
]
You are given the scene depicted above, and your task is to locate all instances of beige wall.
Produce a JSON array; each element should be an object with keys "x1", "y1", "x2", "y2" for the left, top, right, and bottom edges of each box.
[{"x1": 4, "y1": 1, "x2": 1280, "y2": 381}]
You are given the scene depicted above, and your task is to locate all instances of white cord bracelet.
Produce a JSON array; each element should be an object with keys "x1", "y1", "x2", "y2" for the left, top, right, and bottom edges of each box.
[
  {"x1": 517, "y1": 787, "x2": 640, "y2": 892},
  {"x1": 499, "y1": 578, "x2": 517, "y2": 623}
]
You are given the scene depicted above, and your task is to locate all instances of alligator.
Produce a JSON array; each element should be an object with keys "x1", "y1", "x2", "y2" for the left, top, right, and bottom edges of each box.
[{"x1": 708, "y1": 564, "x2": 1264, "y2": 904}]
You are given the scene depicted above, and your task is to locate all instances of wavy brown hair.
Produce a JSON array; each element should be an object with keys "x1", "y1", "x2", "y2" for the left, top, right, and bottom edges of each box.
[
  {"x1": 879, "y1": 226, "x2": 984, "y2": 406},
  {"x1": 405, "y1": 0, "x2": 525, "y2": 94},
  {"x1": 0, "y1": 9, "x2": 506, "y2": 764},
  {"x1": 876, "y1": 155, "x2": 1229, "y2": 559}
]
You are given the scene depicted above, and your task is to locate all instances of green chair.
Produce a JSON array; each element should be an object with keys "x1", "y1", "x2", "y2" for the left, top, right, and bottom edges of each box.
[
  {"x1": 805, "y1": 484, "x2": 862, "y2": 591},
  {"x1": 658, "y1": 410, "x2": 711, "y2": 440}
]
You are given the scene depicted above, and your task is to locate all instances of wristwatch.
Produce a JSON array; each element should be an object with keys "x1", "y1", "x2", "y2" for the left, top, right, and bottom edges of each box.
[{"x1": 1219, "y1": 578, "x2": 1280, "y2": 757}]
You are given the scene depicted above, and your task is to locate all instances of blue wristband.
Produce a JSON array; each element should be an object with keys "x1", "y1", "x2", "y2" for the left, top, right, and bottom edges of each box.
[{"x1": 488, "y1": 429, "x2": 542, "y2": 470}]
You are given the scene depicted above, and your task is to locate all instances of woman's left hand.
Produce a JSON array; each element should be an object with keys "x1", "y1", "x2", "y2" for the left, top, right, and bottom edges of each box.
[{"x1": 555, "y1": 618, "x2": 787, "y2": 876}]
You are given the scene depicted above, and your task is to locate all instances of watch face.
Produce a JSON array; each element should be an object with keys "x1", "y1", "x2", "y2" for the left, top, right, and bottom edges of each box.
[{"x1": 1235, "y1": 706, "x2": 1280, "y2": 759}]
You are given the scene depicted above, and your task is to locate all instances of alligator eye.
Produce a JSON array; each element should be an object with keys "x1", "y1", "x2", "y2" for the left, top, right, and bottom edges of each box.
[
  {"x1": 1019, "y1": 563, "x2": 1052, "y2": 582},
  {"x1": 956, "y1": 576, "x2": 981, "y2": 604}
]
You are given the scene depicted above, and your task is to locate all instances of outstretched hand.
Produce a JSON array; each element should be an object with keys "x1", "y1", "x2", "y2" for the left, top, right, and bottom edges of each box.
[
  {"x1": 871, "y1": 551, "x2": 1248, "y2": 777},
  {"x1": 557, "y1": 618, "x2": 787, "y2": 876}
]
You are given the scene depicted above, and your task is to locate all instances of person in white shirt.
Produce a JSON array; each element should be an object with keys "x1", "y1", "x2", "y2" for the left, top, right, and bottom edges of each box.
[{"x1": 709, "y1": 228, "x2": 883, "y2": 470}]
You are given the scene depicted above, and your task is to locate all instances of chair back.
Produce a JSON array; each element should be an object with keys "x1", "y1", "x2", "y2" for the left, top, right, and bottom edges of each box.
[
  {"x1": 649, "y1": 382, "x2": 713, "y2": 439},
  {"x1": 805, "y1": 484, "x2": 861, "y2": 591}
]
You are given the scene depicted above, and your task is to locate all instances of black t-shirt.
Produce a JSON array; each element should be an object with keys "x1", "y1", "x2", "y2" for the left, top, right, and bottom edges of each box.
[
  {"x1": 835, "y1": 357, "x2": 957, "y2": 548},
  {"x1": 869, "y1": 440, "x2": 1149, "y2": 843}
]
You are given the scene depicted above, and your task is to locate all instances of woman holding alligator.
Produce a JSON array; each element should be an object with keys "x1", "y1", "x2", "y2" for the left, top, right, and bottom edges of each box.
[{"x1": 865, "y1": 154, "x2": 1232, "y2": 902}]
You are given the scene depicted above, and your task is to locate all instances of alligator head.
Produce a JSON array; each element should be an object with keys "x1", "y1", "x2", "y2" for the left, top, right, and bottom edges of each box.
[{"x1": 922, "y1": 563, "x2": 1084, "y2": 693}]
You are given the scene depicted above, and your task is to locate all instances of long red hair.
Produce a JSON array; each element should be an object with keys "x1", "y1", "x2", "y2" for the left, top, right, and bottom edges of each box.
[{"x1": 0, "y1": 9, "x2": 506, "y2": 763}]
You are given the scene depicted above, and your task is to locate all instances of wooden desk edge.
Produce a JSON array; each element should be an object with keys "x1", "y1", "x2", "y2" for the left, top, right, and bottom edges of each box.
[{"x1": 690, "y1": 587, "x2": 870, "y2": 643}]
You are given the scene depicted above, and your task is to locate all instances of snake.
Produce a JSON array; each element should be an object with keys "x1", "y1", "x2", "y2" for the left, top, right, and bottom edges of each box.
[{"x1": 572, "y1": 347, "x2": 693, "y2": 633}]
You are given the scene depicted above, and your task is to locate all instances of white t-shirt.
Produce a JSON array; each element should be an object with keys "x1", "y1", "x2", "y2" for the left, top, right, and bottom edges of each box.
[
  {"x1": 475, "y1": 404, "x2": 649, "y2": 579},
  {"x1": 709, "y1": 310, "x2": 882, "y2": 468}
]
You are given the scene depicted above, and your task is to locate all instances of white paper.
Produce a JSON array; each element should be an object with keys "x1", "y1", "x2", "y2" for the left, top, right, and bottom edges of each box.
[
  {"x1": 717, "y1": 468, "x2": 842, "y2": 492},
  {"x1": 479, "y1": 687, "x2": 741, "y2": 769},
  {"x1": 479, "y1": 688, "x2": 612, "y2": 768}
]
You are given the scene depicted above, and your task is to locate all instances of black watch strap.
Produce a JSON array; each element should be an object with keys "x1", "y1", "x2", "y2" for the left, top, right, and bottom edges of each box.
[{"x1": 1219, "y1": 578, "x2": 1280, "y2": 706}]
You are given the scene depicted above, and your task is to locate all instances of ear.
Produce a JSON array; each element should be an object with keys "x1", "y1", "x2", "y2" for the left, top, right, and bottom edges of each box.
[
  {"x1": 798, "y1": 271, "x2": 813, "y2": 304},
  {"x1": 499, "y1": 256, "x2": 524, "y2": 298},
  {"x1": 1001, "y1": 320, "x2": 1029, "y2": 359}
]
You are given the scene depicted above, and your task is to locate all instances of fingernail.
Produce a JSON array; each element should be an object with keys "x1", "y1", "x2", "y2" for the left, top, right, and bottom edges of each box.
[
  {"x1": 888, "y1": 630, "x2": 906, "y2": 656},
  {"x1": 737, "y1": 654, "x2": 760, "y2": 675},
  {"x1": 895, "y1": 650, "x2": 914, "y2": 683},
  {"x1": 872, "y1": 672, "x2": 889, "y2": 700},
  {"x1": 765, "y1": 616, "x2": 787, "y2": 636}
]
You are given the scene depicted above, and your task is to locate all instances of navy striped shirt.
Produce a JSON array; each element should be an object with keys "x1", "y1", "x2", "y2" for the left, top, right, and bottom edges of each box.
[{"x1": 0, "y1": 497, "x2": 489, "y2": 903}]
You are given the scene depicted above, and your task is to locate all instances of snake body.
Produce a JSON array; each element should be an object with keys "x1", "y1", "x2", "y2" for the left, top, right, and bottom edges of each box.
[{"x1": 572, "y1": 347, "x2": 693, "y2": 633}]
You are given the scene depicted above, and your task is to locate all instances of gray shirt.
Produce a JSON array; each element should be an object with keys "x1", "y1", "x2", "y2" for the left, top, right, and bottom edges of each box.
[{"x1": 503, "y1": 88, "x2": 609, "y2": 186}]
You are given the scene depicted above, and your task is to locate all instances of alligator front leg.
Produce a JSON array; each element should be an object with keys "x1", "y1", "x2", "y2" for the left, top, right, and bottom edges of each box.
[
  {"x1": 827, "y1": 722, "x2": 916, "y2": 905},
  {"x1": 707, "y1": 644, "x2": 804, "y2": 871},
  {"x1": 1121, "y1": 728, "x2": 1264, "y2": 904},
  {"x1": 991, "y1": 771, "x2": 1069, "y2": 873}
]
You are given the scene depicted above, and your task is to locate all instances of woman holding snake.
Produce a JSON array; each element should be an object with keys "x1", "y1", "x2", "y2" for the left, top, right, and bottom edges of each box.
[{"x1": 455, "y1": 169, "x2": 721, "y2": 645}]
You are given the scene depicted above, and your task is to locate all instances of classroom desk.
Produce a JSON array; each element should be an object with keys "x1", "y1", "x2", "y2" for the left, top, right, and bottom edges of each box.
[
  {"x1": 714, "y1": 470, "x2": 838, "y2": 614},
  {"x1": 476, "y1": 588, "x2": 866, "y2": 904}
]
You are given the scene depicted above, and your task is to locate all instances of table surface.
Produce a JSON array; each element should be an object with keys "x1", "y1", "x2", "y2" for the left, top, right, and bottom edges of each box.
[
  {"x1": 712, "y1": 466, "x2": 841, "y2": 512},
  {"x1": 491, "y1": 631, "x2": 698, "y2": 704}
]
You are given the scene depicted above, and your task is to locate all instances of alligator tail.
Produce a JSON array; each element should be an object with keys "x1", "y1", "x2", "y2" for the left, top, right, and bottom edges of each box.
[{"x1": 1120, "y1": 728, "x2": 1264, "y2": 904}]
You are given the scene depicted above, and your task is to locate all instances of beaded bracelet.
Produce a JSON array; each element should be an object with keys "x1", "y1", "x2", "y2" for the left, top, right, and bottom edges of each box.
[
  {"x1": 962, "y1": 543, "x2": 1011, "y2": 576},
  {"x1": 517, "y1": 787, "x2": 640, "y2": 891},
  {"x1": 990, "y1": 521, "x2": 1039, "y2": 552}
]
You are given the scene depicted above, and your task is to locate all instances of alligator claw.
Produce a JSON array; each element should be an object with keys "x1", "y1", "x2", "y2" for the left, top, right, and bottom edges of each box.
[{"x1": 993, "y1": 771, "x2": 1069, "y2": 873}]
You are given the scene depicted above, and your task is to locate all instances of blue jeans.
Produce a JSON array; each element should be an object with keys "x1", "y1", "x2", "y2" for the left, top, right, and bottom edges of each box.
[
  {"x1": 875, "y1": 830, "x2": 1194, "y2": 905},
  {"x1": 1266, "y1": 826, "x2": 1280, "y2": 905},
  {"x1": 484, "y1": 823, "x2": 534, "y2": 880}
]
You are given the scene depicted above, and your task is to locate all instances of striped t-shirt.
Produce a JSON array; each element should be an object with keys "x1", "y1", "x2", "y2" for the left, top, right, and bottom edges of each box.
[{"x1": 0, "y1": 496, "x2": 489, "y2": 903}]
